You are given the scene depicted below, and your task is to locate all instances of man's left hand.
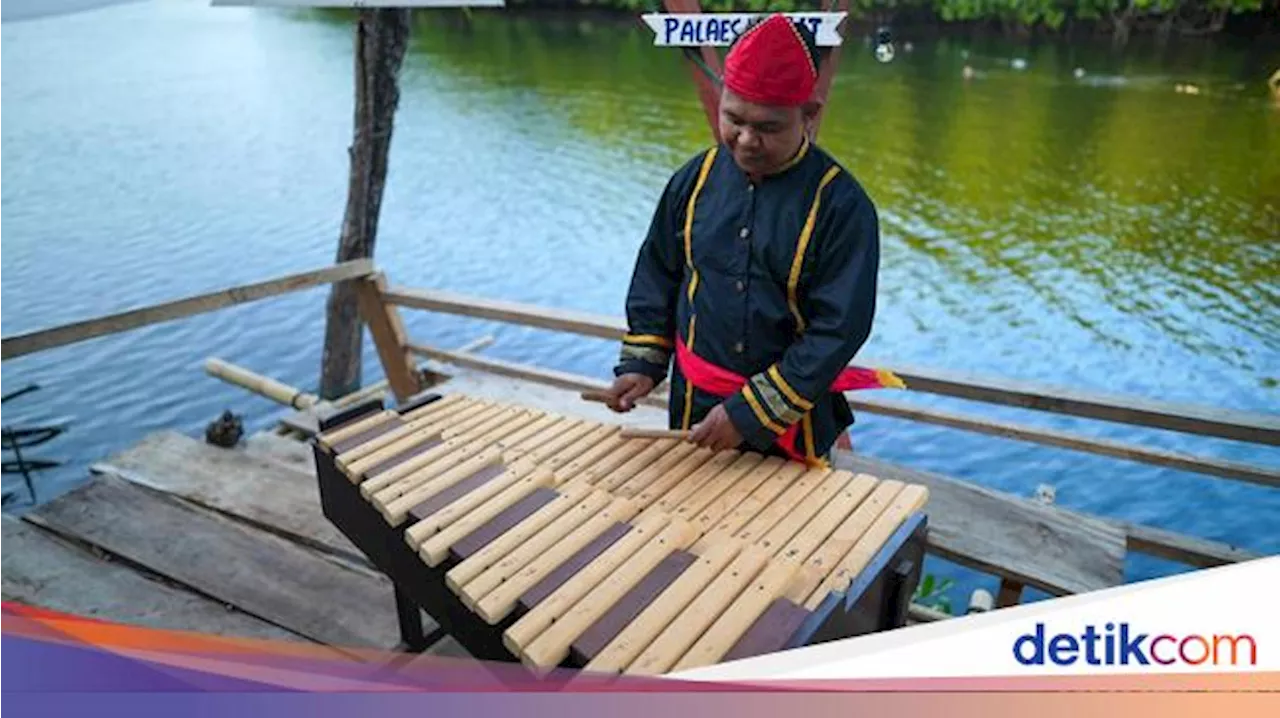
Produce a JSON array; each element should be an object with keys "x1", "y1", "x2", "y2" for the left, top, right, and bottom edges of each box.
[{"x1": 689, "y1": 404, "x2": 743, "y2": 452}]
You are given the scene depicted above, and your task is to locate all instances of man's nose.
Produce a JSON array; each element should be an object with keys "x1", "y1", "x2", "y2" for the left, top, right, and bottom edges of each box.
[{"x1": 737, "y1": 128, "x2": 761, "y2": 149}]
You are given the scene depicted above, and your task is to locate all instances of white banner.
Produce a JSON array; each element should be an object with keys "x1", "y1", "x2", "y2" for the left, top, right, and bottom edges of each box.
[
  {"x1": 641, "y1": 13, "x2": 846, "y2": 48},
  {"x1": 671, "y1": 556, "x2": 1279, "y2": 681}
]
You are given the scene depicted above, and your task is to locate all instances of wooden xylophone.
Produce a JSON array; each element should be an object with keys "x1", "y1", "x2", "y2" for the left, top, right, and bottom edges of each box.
[{"x1": 311, "y1": 391, "x2": 930, "y2": 676}]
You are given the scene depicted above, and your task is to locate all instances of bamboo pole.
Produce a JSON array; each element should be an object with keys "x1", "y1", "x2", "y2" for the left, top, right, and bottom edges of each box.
[
  {"x1": 204, "y1": 359, "x2": 320, "y2": 410},
  {"x1": 205, "y1": 336, "x2": 495, "y2": 412}
]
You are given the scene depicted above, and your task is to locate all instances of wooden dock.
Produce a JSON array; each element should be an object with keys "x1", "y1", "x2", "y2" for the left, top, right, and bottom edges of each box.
[
  {"x1": 4, "y1": 427, "x2": 472, "y2": 662},
  {"x1": 2, "y1": 259, "x2": 1271, "y2": 666}
]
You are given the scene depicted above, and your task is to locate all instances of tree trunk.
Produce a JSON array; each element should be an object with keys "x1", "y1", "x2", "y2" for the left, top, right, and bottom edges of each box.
[
  {"x1": 1112, "y1": 7, "x2": 1134, "y2": 49},
  {"x1": 1157, "y1": 12, "x2": 1175, "y2": 45},
  {"x1": 320, "y1": 9, "x2": 412, "y2": 400}
]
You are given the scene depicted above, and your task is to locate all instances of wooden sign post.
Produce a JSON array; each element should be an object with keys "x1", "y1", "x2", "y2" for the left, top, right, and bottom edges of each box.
[{"x1": 648, "y1": 0, "x2": 853, "y2": 142}]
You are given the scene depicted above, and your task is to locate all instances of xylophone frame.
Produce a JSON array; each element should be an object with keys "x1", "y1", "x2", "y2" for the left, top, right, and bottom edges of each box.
[{"x1": 313, "y1": 393, "x2": 928, "y2": 676}]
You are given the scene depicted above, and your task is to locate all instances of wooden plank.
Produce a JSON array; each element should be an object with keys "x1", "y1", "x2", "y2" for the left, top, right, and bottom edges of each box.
[
  {"x1": 354, "y1": 272, "x2": 420, "y2": 402},
  {"x1": 25, "y1": 474, "x2": 416, "y2": 649},
  {"x1": 1121, "y1": 522, "x2": 1263, "y2": 568},
  {"x1": 2, "y1": 516, "x2": 316, "y2": 645},
  {"x1": 1, "y1": 260, "x2": 374, "y2": 360},
  {"x1": 389, "y1": 288, "x2": 625, "y2": 341},
  {"x1": 854, "y1": 366, "x2": 1280, "y2": 446},
  {"x1": 90, "y1": 431, "x2": 358, "y2": 560},
  {"x1": 398, "y1": 296, "x2": 1279, "y2": 445},
  {"x1": 241, "y1": 432, "x2": 318, "y2": 478},
  {"x1": 831, "y1": 451, "x2": 1125, "y2": 596},
  {"x1": 847, "y1": 395, "x2": 1280, "y2": 487}
]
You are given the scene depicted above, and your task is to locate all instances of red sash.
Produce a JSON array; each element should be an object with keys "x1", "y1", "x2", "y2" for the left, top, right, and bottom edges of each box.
[{"x1": 675, "y1": 337, "x2": 902, "y2": 464}]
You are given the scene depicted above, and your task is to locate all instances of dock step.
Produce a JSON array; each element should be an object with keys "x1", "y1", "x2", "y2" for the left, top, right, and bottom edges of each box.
[
  {"x1": 91, "y1": 430, "x2": 350, "y2": 560},
  {"x1": 24, "y1": 473, "x2": 420, "y2": 652}
]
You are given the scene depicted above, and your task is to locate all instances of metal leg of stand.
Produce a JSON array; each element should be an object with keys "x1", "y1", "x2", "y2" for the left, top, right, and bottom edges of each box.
[{"x1": 395, "y1": 585, "x2": 429, "y2": 652}]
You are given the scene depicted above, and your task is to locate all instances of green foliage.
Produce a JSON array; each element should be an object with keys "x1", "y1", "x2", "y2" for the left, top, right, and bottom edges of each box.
[
  {"x1": 492, "y1": 0, "x2": 1274, "y2": 35},
  {"x1": 912, "y1": 574, "x2": 956, "y2": 615}
]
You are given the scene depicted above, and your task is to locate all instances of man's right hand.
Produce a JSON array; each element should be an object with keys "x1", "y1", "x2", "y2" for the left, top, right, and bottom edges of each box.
[{"x1": 602, "y1": 373, "x2": 656, "y2": 413}]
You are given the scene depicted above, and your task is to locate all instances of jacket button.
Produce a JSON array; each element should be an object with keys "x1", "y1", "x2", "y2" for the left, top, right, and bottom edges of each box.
[
  {"x1": 734, "y1": 341, "x2": 745, "y2": 354},
  {"x1": 739, "y1": 227, "x2": 750, "y2": 239},
  {"x1": 735, "y1": 280, "x2": 745, "y2": 292}
]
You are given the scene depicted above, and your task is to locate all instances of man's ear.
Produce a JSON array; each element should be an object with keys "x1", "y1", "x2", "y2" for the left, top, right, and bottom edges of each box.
[{"x1": 801, "y1": 100, "x2": 823, "y2": 137}]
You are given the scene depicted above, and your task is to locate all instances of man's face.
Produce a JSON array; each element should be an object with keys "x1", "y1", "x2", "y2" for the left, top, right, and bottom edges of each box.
[{"x1": 718, "y1": 88, "x2": 813, "y2": 177}]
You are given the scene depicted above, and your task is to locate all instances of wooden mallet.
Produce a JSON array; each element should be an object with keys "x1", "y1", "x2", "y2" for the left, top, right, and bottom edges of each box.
[{"x1": 580, "y1": 390, "x2": 691, "y2": 441}]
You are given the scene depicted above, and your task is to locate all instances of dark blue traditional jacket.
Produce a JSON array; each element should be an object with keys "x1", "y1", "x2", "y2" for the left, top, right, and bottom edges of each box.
[{"x1": 614, "y1": 138, "x2": 880, "y2": 463}]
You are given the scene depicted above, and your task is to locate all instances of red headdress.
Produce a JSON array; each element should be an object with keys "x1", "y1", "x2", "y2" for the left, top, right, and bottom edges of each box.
[{"x1": 722, "y1": 13, "x2": 819, "y2": 107}]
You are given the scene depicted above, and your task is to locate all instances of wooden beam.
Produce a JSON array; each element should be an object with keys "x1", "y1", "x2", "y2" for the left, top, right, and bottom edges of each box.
[
  {"x1": 354, "y1": 273, "x2": 419, "y2": 403},
  {"x1": 385, "y1": 286, "x2": 1279, "y2": 447},
  {"x1": 870, "y1": 362, "x2": 1280, "y2": 447},
  {"x1": 809, "y1": 0, "x2": 850, "y2": 138},
  {"x1": 995, "y1": 579, "x2": 1024, "y2": 608},
  {"x1": 1, "y1": 260, "x2": 375, "y2": 361},
  {"x1": 846, "y1": 396, "x2": 1280, "y2": 489},
  {"x1": 406, "y1": 342, "x2": 668, "y2": 407},
  {"x1": 1122, "y1": 522, "x2": 1262, "y2": 569},
  {"x1": 385, "y1": 286, "x2": 626, "y2": 341}
]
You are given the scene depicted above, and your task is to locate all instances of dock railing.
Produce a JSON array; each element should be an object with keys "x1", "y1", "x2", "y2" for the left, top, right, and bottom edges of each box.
[{"x1": 3, "y1": 262, "x2": 1275, "y2": 616}]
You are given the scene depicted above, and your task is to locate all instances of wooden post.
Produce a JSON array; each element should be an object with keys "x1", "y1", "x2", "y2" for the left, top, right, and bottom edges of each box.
[
  {"x1": 354, "y1": 273, "x2": 420, "y2": 404},
  {"x1": 664, "y1": 0, "x2": 724, "y2": 142},
  {"x1": 809, "y1": 0, "x2": 850, "y2": 139},
  {"x1": 320, "y1": 8, "x2": 412, "y2": 400},
  {"x1": 995, "y1": 578, "x2": 1024, "y2": 608},
  {"x1": 664, "y1": 1, "x2": 852, "y2": 144}
]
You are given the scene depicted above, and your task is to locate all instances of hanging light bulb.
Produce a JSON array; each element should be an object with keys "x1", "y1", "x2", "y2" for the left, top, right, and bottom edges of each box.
[{"x1": 874, "y1": 26, "x2": 895, "y2": 64}]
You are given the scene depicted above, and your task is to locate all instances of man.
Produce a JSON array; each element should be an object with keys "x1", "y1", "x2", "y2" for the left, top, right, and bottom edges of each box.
[{"x1": 600, "y1": 13, "x2": 893, "y2": 466}]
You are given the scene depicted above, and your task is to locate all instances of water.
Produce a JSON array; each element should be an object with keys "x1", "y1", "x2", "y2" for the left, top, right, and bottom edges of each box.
[{"x1": 3, "y1": 1, "x2": 1278, "y2": 605}]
